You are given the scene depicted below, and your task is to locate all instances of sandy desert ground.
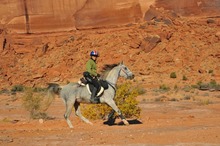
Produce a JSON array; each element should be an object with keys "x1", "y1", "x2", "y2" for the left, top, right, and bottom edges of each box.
[{"x1": 0, "y1": 89, "x2": 220, "y2": 146}]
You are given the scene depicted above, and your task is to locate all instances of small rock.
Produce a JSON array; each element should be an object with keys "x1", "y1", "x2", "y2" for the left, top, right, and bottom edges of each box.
[
  {"x1": 51, "y1": 77, "x2": 60, "y2": 82},
  {"x1": 39, "y1": 119, "x2": 44, "y2": 124},
  {"x1": 207, "y1": 19, "x2": 215, "y2": 24},
  {"x1": 215, "y1": 31, "x2": 220, "y2": 40}
]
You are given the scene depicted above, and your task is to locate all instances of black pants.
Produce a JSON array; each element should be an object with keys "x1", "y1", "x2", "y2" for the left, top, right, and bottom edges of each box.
[{"x1": 83, "y1": 72, "x2": 99, "y2": 89}]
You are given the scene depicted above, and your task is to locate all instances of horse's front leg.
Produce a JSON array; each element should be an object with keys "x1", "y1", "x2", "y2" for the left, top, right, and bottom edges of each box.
[{"x1": 105, "y1": 99, "x2": 129, "y2": 125}]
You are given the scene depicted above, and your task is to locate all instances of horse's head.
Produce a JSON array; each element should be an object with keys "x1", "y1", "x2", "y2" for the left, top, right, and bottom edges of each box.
[{"x1": 118, "y1": 61, "x2": 134, "y2": 80}]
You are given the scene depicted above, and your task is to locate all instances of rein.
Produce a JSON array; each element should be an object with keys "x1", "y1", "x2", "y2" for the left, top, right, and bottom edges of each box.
[{"x1": 106, "y1": 80, "x2": 116, "y2": 94}]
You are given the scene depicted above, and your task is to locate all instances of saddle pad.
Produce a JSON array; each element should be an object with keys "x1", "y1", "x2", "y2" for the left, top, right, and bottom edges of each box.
[{"x1": 86, "y1": 84, "x2": 104, "y2": 96}]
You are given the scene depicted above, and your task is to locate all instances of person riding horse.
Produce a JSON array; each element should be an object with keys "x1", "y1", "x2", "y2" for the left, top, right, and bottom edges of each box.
[
  {"x1": 83, "y1": 50, "x2": 100, "y2": 103},
  {"x1": 48, "y1": 61, "x2": 134, "y2": 128}
]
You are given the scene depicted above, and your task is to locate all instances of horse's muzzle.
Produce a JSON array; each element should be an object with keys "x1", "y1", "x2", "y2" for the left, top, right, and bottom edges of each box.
[{"x1": 128, "y1": 74, "x2": 135, "y2": 80}]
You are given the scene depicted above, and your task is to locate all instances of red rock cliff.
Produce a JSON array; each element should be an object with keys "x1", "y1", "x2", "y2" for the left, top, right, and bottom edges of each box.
[{"x1": 0, "y1": 0, "x2": 219, "y2": 33}]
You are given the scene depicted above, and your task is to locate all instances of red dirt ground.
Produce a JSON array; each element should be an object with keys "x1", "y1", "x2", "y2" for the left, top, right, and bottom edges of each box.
[{"x1": 0, "y1": 90, "x2": 220, "y2": 146}]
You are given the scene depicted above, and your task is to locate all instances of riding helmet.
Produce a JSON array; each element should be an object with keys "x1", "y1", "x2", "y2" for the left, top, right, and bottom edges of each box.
[{"x1": 90, "y1": 50, "x2": 99, "y2": 57}]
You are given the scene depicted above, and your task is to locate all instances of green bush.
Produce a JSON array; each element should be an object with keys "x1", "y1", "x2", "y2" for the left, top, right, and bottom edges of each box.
[
  {"x1": 182, "y1": 85, "x2": 192, "y2": 92},
  {"x1": 11, "y1": 84, "x2": 24, "y2": 92},
  {"x1": 197, "y1": 80, "x2": 220, "y2": 91},
  {"x1": 170, "y1": 72, "x2": 177, "y2": 78},
  {"x1": 81, "y1": 82, "x2": 141, "y2": 120},
  {"x1": 208, "y1": 70, "x2": 213, "y2": 74},
  {"x1": 182, "y1": 75, "x2": 187, "y2": 81},
  {"x1": 209, "y1": 80, "x2": 217, "y2": 88},
  {"x1": 159, "y1": 84, "x2": 170, "y2": 92}
]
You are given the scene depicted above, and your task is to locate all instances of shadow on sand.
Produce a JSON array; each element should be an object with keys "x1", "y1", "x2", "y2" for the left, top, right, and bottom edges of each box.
[{"x1": 103, "y1": 118, "x2": 142, "y2": 126}]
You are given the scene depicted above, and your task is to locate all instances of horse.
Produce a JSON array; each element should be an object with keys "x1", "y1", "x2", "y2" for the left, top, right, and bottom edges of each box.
[{"x1": 47, "y1": 61, "x2": 134, "y2": 128}]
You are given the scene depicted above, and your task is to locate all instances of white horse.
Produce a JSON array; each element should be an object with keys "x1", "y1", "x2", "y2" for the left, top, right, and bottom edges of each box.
[{"x1": 47, "y1": 62, "x2": 134, "y2": 128}]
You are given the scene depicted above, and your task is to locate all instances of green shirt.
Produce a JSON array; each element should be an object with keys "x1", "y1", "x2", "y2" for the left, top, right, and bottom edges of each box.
[{"x1": 86, "y1": 58, "x2": 97, "y2": 77}]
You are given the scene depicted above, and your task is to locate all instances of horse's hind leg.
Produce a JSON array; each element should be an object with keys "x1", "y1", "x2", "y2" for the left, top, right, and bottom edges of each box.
[
  {"x1": 74, "y1": 102, "x2": 93, "y2": 125},
  {"x1": 105, "y1": 99, "x2": 129, "y2": 125},
  {"x1": 64, "y1": 100, "x2": 74, "y2": 128}
]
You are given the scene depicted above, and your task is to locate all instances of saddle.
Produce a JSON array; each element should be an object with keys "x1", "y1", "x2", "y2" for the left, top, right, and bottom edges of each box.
[{"x1": 78, "y1": 78, "x2": 109, "y2": 97}]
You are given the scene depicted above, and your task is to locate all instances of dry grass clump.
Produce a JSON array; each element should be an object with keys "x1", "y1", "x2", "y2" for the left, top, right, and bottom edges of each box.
[{"x1": 21, "y1": 87, "x2": 51, "y2": 119}]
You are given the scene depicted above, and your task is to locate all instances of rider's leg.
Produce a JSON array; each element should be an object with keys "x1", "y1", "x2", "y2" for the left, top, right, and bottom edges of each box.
[
  {"x1": 84, "y1": 73, "x2": 100, "y2": 103},
  {"x1": 90, "y1": 86, "x2": 98, "y2": 103},
  {"x1": 90, "y1": 78, "x2": 100, "y2": 103}
]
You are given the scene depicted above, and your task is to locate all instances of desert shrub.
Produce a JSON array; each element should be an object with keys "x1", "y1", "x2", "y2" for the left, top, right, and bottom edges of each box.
[
  {"x1": 197, "y1": 80, "x2": 220, "y2": 91},
  {"x1": 81, "y1": 82, "x2": 141, "y2": 120},
  {"x1": 159, "y1": 84, "x2": 170, "y2": 92},
  {"x1": 22, "y1": 87, "x2": 48, "y2": 119},
  {"x1": 182, "y1": 75, "x2": 187, "y2": 81},
  {"x1": 209, "y1": 80, "x2": 217, "y2": 88},
  {"x1": 215, "y1": 84, "x2": 220, "y2": 91},
  {"x1": 0, "y1": 89, "x2": 10, "y2": 95},
  {"x1": 169, "y1": 98, "x2": 178, "y2": 101},
  {"x1": 135, "y1": 85, "x2": 146, "y2": 95},
  {"x1": 11, "y1": 84, "x2": 24, "y2": 92},
  {"x1": 191, "y1": 84, "x2": 199, "y2": 89},
  {"x1": 170, "y1": 72, "x2": 177, "y2": 78},
  {"x1": 198, "y1": 99, "x2": 212, "y2": 105},
  {"x1": 174, "y1": 85, "x2": 178, "y2": 89},
  {"x1": 33, "y1": 87, "x2": 47, "y2": 92},
  {"x1": 183, "y1": 95, "x2": 191, "y2": 100},
  {"x1": 115, "y1": 82, "x2": 141, "y2": 118},
  {"x1": 208, "y1": 70, "x2": 213, "y2": 74},
  {"x1": 81, "y1": 104, "x2": 111, "y2": 120},
  {"x1": 182, "y1": 85, "x2": 192, "y2": 92}
]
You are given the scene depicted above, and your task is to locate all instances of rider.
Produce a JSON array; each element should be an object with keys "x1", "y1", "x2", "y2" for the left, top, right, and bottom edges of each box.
[{"x1": 83, "y1": 50, "x2": 100, "y2": 103}]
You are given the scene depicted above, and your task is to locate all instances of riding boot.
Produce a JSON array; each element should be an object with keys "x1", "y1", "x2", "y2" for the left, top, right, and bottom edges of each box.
[{"x1": 90, "y1": 87, "x2": 99, "y2": 103}]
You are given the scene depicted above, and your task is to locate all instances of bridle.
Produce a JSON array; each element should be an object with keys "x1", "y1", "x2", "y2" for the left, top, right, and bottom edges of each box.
[{"x1": 120, "y1": 67, "x2": 130, "y2": 78}]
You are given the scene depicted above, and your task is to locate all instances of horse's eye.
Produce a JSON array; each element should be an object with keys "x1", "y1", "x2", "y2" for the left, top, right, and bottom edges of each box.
[{"x1": 124, "y1": 67, "x2": 128, "y2": 70}]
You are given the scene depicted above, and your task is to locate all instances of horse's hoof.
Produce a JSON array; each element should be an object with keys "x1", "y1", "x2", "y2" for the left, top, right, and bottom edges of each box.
[{"x1": 122, "y1": 119, "x2": 129, "y2": 126}]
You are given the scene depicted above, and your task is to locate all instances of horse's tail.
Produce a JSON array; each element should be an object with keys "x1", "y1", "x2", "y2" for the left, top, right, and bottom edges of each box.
[
  {"x1": 41, "y1": 83, "x2": 62, "y2": 111},
  {"x1": 47, "y1": 83, "x2": 62, "y2": 95}
]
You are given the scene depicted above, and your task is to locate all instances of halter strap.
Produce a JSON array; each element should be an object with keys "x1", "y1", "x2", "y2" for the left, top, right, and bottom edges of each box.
[{"x1": 120, "y1": 68, "x2": 129, "y2": 78}]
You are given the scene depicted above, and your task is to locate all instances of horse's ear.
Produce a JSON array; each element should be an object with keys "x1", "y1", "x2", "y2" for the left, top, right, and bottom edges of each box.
[{"x1": 120, "y1": 61, "x2": 124, "y2": 65}]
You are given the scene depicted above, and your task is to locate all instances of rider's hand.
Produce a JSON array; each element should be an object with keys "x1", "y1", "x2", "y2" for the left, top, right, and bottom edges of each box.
[{"x1": 97, "y1": 73, "x2": 101, "y2": 78}]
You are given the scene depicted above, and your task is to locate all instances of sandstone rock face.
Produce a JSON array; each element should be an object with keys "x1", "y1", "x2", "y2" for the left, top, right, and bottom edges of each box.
[
  {"x1": 0, "y1": 0, "x2": 87, "y2": 33},
  {"x1": 154, "y1": 0, "x2": 220, "y2": 16},
  {"x1": 1, "y1": 0, "x2": 220, "y2": 33},
  {"x1": 0, "y1": 0, "x2": 142, "y2": 33},
  {"x1": 74, "y1": 0, "x2": 142, "y2": 29}
]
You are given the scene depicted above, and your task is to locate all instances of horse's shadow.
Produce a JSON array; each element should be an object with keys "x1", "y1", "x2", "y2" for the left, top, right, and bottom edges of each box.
[{"x1": 103, "y1": 118, "x2": 142, "y2": 126}]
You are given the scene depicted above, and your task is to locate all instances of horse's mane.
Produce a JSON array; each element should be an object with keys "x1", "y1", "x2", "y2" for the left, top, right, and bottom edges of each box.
[{"x1": 100, "y1": 63, "x2": 118, "y2": 79}]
